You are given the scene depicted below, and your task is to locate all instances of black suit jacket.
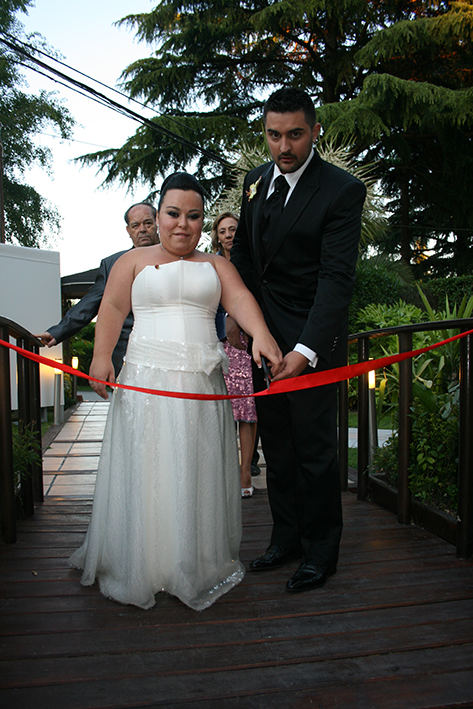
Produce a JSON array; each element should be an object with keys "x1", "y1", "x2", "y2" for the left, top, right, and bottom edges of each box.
[
  {"x1": 231, "y1": 152, "x2": 366, "y2": 368},
  {"x1": 48, "y1": 249, "x2": 132, "y2": 375}
]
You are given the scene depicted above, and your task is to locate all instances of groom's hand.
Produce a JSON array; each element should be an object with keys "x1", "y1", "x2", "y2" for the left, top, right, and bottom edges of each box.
[{"x1": 270, "y1": 351, "x2": 308, "y2": 381}]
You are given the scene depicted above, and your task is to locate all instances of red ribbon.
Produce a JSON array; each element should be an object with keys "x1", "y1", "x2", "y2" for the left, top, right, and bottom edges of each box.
[{"x1": 1, "y1": 328, "x2": 472, "y2": 401}]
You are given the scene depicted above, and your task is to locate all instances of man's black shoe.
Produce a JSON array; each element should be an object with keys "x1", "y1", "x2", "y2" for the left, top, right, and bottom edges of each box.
[
  {"x1": 251, "y1": 462, "x2": 261, "y2": 476},
  {"x1": 249, "y1": 545, "x2": 300, "y2": 572},
  {"x1": 286, "y1": 562, "x2": 337, "y2": 592}
]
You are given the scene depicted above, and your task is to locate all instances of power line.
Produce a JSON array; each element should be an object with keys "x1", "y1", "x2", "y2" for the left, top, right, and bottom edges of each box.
[
  {"x1": 9, "y1": 33, "x2": 198, "y2": 136},
  {"x1": 12, "y1": 58, "x2": 134, "y2": 123},
  {"x1": 0, "y1": 33, "x2": 235, "y2": 171}
]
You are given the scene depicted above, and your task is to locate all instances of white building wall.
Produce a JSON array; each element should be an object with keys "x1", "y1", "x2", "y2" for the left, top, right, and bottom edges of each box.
[{"x1": 0, "y1": 243, "x2": 63, "y2": 409}]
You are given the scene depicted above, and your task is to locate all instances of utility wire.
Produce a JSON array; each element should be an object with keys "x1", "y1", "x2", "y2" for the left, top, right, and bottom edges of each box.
[
  {"x1": 7, "y1": 32, "x2": 198, "y2": 135},
  {"x1": 0, "y1": 33, "x2": 235, "y2": 170},
  {"x1": 13, "y1": 58, "x2": 134, "y2": 122}
]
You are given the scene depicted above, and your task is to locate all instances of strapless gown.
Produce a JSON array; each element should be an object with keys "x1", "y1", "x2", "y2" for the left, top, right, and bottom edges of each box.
[{"x1": 69, "y1": 261, "x2": 245, "y2": 610}]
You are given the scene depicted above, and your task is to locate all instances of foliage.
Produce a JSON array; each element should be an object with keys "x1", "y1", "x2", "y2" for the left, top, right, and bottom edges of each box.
[
  {"x1": 372, "y1": 393, "x2": 459, "y2": 514},
  {"x1": 408, "y1": 393, "x2": 459, "y2": 513},
  {"x1": 12, "y1": 421, "x2": 41, "y2": 492},
  {"x1": 364, "y1": 283, "x2": 469, "y2": 513},
  {"x1": 355, "y1": 299, "x2": 424, "y2": 352},
  {"x1": 76, "y1": 4, "x2": 463, "y2": 194},
  {"x1": 349, "y1": 299, "x2": 425, "y2": 412},
  {"x1": 207, "y1": 136, "x2": 389, "y2": 248},
  {"x1": 0, "y1": 0, "x2": 74, "y2": 246},
  {"x1": 420, "y1": 275, "x2": 473, "y2": 311},
  {"x1": 349, "y1": 258, "x2": 412, "y2": 334},
  {"x1": 69, "y1": 322, "x2": 95, "y2": 375},
  {"x1": 321, "y1": 1, "x2": 473, "y2": 276},
  {"x1": 72, "y1": 1, "x2": 473, "y2": 277},
  {"x1": 371, "y1": 431, "x2": 399, "y2": 486},
  {"x1": 353, "y1": 286, "x2": 473, "y2": 418}
]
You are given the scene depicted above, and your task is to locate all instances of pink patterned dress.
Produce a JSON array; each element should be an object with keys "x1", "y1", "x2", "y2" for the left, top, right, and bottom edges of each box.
[{"x1": 222, "y1": 335, "x2": 257, "y2": 423}]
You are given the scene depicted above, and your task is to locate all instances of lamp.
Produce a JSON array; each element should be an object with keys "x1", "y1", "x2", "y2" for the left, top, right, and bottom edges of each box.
[
  {"x1": 368, "y1": 368, "x2": 376, "y2": 390},
  {"x1": 71, "y1": 356, "x2": 79, "y2": 400},
  {"x1": 368, "y1": 362, "x2": 378, "y2": 468}
]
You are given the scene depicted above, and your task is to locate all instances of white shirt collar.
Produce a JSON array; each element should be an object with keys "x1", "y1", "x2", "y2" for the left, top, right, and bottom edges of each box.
[{"x1": 269, "y1": 147, "x2": 315, "y2": 194}]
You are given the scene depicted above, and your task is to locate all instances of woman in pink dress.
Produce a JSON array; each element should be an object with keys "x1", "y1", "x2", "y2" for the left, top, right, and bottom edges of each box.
[{"x1": 212, "y1": 212, "x2": 257, "y2": 498}]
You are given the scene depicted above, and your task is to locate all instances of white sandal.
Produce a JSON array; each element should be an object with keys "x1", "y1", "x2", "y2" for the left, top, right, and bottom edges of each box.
[{"x1": 241, "y1": 486, "x2": 254, "y2": 498}]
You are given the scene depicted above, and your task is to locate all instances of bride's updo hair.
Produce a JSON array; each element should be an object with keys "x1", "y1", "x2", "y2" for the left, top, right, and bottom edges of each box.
[{"x1": 158, "y1": 172, "x2": 206, "y2": 211}]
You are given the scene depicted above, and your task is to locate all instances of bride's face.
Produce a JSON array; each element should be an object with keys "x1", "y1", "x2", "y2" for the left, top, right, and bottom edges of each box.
[{"x1": 158, "y1": 189, "x2": 204, "y2": 256}]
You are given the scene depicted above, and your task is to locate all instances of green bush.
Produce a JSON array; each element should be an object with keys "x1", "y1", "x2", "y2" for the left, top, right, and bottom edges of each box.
[
  {"x1": 362, "y1": 286, "x2": 466, "y2": 515},
  {"x1": 70, "y1": 322, "x2": 95, "y2": 375},
  {"x1": 354, "y1": 300, "x2": 425, "y2": 355},
  {"x1": 420, "y1": 275, "x2": 473, "y2": 311},
  {"x1": 408, "y1": 402, "x2": 459, "y2": 514},
  {"x1": 349, "y1": 261, "x2": 404, "y2": 334},
  {"x1": 12, "y1": 422, "x2": 42, "y2": 494},
  {"x1": 348, "y1": 300, "x2": 425, "y2": 412},
  {"x1": 352, "y1": 288, "x2": 471, "y2": 416},
  {"x1": 372, "y1": 395, "x2": 459, "y2": 515},
  {"x1": 371, "y1": 431, "x2": 399, "y2": 487}
]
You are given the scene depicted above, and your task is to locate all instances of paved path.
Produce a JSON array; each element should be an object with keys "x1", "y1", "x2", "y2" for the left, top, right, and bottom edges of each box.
[{"x1": 42, "y1": 401, "x2": 394, "y2": 498}]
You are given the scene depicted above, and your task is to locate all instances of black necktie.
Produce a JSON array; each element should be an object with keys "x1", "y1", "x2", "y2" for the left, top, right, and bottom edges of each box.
[{"x1": 261, "y1": 175, "x2": 290, "y2": 249}]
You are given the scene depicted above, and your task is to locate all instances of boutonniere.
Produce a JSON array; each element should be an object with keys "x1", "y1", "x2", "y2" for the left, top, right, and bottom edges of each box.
[{"x1": 246, "y1": 176, "x2": 262, "y2": 201}]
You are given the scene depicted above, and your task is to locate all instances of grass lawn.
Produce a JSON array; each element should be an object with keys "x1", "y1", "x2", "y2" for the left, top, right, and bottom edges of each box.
[
  {"x1": 346, "y1": 411, "x2": 395, "y2": 429},
  {"x1": 348, "y1": 448, "x2": 357, "y2": 469},
  {"x1": 41, "y1": 409, "x2": 55, "y2": 436}
]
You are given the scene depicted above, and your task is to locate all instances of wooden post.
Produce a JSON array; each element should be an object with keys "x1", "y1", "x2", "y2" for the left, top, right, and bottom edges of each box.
[
  {"x1": 457, "y1": 331, "x2": 473, "y2": 558},
  {"x1": 338, "y1": 374, "x2": 349, "y2": 492},
  {"x1": 357, "y1": 337, "x2": 370, "y2": 500},
  {"x1": 0, "y1": 324, "x2": 16, "y2": 542},
  {"x1": 0, "y1": 123, "x2": 5, "y2": 244},
  {"x1": 30, "y1": 346, "x2": 44, "y2": 503},
  {"x1": 398, "y1": 332, "x2": 412, "y2": 525},
  {"x1": 16, "y1": 338, "x2": 34, "y2": 517}
]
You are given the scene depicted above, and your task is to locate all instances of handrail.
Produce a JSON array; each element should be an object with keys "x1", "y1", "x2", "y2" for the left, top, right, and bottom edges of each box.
[
  {"x1": 339, "y1": 317, "x2": 473, "y2": 559},
  {"x1": 0, "y1": 316, "x2": 43, "y2": 543}
]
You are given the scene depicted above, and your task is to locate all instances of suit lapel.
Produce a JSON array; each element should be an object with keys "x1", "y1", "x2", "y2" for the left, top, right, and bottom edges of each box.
[
  {"x1": 263, "y1": 153, "x2": 322, "y2": 270},
  {"x1": 250, "y1": 165, "x2": 273, "y2": 269}
]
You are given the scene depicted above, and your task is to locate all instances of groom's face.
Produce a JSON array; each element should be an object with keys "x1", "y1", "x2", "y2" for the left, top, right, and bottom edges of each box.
[{"x1": 265, "y1": 110, "x2": 321, "y2": 174}]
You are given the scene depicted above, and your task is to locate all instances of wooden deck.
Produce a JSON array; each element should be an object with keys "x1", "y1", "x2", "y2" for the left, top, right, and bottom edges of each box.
[
  {"x1": 1, "y1": 407, "x2": 473, "y2": 707},
  {"x1": 1, "y1": 495, "x2": 473, "y2": 707}
]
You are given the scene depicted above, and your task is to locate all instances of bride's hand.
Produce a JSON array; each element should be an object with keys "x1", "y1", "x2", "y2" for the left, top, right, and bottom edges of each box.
[
  {"x1": 251, "y1": 334, "x2": 283, "y2": 374},
  {"x1": 89, "y1": 357, "x2": 115, "y2": 400}
]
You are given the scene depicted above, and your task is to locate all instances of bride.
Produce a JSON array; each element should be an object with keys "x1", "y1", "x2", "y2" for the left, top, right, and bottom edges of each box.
[{"x1": 69, "y1": 172, "x2": 282, "y2": 610}]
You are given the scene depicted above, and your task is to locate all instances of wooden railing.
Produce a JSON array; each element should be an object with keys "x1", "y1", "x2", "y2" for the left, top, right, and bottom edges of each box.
[
  {"x1": 0, "y1": 317, "x2": 43, "y2": 543},
  {"x1": 339, "y1": 318, "x2": 473, "y2": 560}
]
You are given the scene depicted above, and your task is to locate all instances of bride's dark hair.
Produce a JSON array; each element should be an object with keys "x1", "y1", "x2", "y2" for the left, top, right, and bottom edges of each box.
[{"x1": 158, "y1": 172, "x2": 206, "y2": 210}]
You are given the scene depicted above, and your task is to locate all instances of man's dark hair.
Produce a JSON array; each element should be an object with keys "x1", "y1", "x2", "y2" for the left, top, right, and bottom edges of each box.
[
  {"x1": 124, "y1": 202, "x2": 157, "y2": 225},
  {"x1": 263, "y1": 88, "x2": 317, "y2": 129},
  {"x1": 158, "y1": 172, "x2": 206, "y2": 211}
]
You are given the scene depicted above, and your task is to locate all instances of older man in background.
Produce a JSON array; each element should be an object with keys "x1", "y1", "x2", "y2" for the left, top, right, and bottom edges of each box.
[{"x1": 36, "y1": 202, "x2": 158, "y2": 376}]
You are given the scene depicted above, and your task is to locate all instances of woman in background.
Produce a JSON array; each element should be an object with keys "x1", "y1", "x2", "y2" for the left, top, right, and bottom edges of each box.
[{"x1": 212, "y1": 212, "x2": 258, "y2": 498}]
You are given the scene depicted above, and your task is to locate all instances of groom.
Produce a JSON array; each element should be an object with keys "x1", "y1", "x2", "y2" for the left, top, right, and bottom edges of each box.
[{"x1": 230, "y1": 88, "x2": 366, "y2": 592}]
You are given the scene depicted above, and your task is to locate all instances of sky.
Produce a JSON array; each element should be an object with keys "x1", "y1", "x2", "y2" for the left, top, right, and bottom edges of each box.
[{"x1": 18, "y1": 0, "x2": 163, "y2": 276}]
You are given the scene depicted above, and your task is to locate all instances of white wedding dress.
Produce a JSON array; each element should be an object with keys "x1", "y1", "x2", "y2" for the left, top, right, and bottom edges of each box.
[{"x1": 69, "y1": 261, "x2": 245, "y2": 610}]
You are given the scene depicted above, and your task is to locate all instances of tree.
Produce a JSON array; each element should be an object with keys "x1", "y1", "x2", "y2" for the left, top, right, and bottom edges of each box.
[
  {"x1": 0, "y1": 0, "x2": 74, "y2": 247},
  {"x1": 78, "y1": 1, "x2": 473, "y2": 275},
  {"x1": 79, "y1": 0, "x2": 415, "y2": 194},
  {"x1": 317, "y1": 1, "x2": 473, "y2": 275}
]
